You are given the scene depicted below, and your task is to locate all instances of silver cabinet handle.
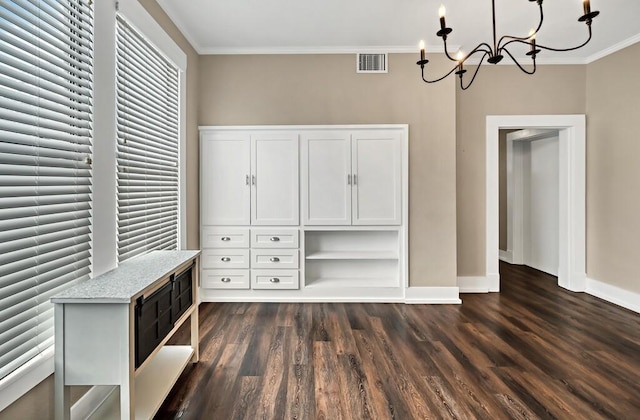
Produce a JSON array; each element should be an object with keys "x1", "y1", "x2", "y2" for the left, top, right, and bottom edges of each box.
[
  {"x1": 221, "y1": 257, "x2": 231, "y2": 262},
  {"x1": 270, "y1": 257, "x2": 280, "y2": 262},
  {"x1": 221, "y1": 277, "x2": 231, "y2": 283},
  {"x1": 221, "y1": 237, "x2": 231, "y2": 241},
  {"x1": 353, "y1": 174, "x2": 357, "y2": 185},
  {"x1": 251, "y1": 175, "x2": 256, "y2": 185},
  {"x1": 270, "y1": 236, "x2": 280, "y2": 242},
  {"x1": 246, "y1": 174, "x2": 249, "y2": 185},
  {"x1": 347, "y1": 174, "x2": 351, "y2": 185},
  {"x1": 269, "y1": 277, "x2": 280, "y2": 283}
]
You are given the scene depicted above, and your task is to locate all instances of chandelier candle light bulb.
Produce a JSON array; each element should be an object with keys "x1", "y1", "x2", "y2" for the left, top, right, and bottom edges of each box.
[
  {"x1": 583, "y1": 0, "x2": 591, "y2": 15},
  {"x1": 419, "y1": 40, "x2": 426, "y2": 61},
  {"x1": 439, "y1": 4, "x2": 446, "y2": 30},
  {"x1": 529, "y1": 28, "x2": 536, "y2": 52},
  {"x1": 455, "y1": 50, "x2": 467, "y2": 77}
]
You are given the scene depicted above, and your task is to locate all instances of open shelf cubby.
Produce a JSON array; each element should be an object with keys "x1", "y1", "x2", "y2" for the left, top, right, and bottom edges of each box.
[{"x1": 304, "y1": 230, "x2": 400, "y2": 288}]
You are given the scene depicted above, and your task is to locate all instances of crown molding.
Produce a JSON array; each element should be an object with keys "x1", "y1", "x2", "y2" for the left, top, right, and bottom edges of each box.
[
  {"x1": 198, "y1": 44, "x2": 461, "y2": 56},
  {"x1": 156, "y1": 0, "x2": 204, "y2": 54},
  {"x1": 586, "y1": 33, "x2": 640, "y2": 63}
]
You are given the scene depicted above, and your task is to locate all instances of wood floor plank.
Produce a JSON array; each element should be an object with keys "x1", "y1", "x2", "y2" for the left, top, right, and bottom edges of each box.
[
  {"x1": 158, "y1": 262, "x2": 640, "y2": 419},
  {"x1": 313, "y1": 341, "x2": 346, "y2": 420}
]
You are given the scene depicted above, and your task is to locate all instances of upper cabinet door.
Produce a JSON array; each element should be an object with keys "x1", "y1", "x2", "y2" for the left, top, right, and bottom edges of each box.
[
  {"x1": 301, "y1": 132, "x2": 351, "y2": 225},
  {"x1": 351, "y1": 131, "x2": 402, "y2": 225},
  {"x1": 200, "y1": 132, "x2": 251, "y2": 226},
  {"x1": 251, "y1": 133, "x2": 299, "y2": 225}
]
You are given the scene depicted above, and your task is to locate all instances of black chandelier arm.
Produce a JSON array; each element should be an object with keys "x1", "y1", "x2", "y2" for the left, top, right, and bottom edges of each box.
[
  {"x1": 465, "y1": 43, "x2": 493, "y2": 60},
  {"x1": 442, "y1": 34, "x2": 493, "y2": 63},
  {"x1": 421, "y1": 45, "x2": 491, "y2": 84},
  {"x1": 442, "y1": 37, "x2": 458, "y2": 62},
  {"x1": 497, "y1": 1, "x2": 544, "y2": 50},
  {"x1": 502, "y1": 47, "x2": 537, "y2": 75},
  {"x1": 456, "y1": 42, "x2": 493, "y2": 65},
  {"x1": 421, "y1": 64, "x2": 459, "y2": 84},
  {"x1": 459, "y1": 52, "x2": 489, "y2": 90},
  {"x1": 534, "y1": 24, "x2": 593, "y2": 53}
]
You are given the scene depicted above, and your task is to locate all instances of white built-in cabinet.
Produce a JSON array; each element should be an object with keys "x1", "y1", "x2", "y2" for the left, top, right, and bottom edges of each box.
[
  {"x1": 301, "y1": 130, "x2": 402, "y2": 225},
  {"x1": 200, "y1": 125, "x2": 408, "y2": 302},
  {"x1": 200, "y1": 131, "x2": 298, "y2": 226}
]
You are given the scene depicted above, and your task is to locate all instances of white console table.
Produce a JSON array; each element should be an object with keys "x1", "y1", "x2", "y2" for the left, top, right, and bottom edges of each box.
[{"x1": 52, "y1": 250, "x2": 201, "y2": 420}]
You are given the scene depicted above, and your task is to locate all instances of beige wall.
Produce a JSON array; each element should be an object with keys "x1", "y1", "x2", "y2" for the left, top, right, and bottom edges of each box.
[
  {"x1": 199, "y1": 54, "x2": 458, "y2": 287},
  {"x1": 0, "y1": 1, "x2": 199, "y2": 418},
  {"x1": 456, "y1": 65, "x2": 586, "y2": 276},
  {"x1": 586, "y1": 42, "x2": 640, "y2": 294}
]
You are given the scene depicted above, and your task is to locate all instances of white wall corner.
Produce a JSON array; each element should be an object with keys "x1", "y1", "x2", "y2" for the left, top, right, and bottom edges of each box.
[
  {"x1": 499, "y1": 249, "x2": 513, "y2": 263},
  {"x1": 404, "y1": 287, "x2": 462, "y2": 304},
  {"x1": 559, "y1": 272, "x2": 587, "y2": 293},
  {"x1": 458, "y1": 277, "x2": 490, "y2": 293},
  {"x1": 585, "y1": 278, "x2": 640, "y2": 315}
]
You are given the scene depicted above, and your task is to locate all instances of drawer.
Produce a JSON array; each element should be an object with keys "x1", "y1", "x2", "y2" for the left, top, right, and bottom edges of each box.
[
  {"x1": 251, "y1": 270, "x2": 299, "y2": 290},
  {"x1": 201, "y1": 269, "x2": 250, "y2": 289},
  {"x1": 201, "y1": 227, "x2": 250, "y2": 248},
  {"x1": 202, "y1": 249, "x2": 249, "y2": 269},
  {"x1": 251, "y1": 249, "x2": 299, "y2": 269},
  {"x1": 251, "y1": 229, "x2": 299, "y2": 248}
]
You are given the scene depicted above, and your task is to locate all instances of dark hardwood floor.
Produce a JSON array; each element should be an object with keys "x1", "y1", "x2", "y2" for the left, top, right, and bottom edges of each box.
[{"x1": 157, "y1": 262, "x2": 640, "y2": 419}]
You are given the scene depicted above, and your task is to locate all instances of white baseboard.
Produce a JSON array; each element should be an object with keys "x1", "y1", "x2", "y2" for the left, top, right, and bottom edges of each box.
[
  {"x1": 586, "y1": 278, "x2": 640, "y2": 314},
  {"x1": 499, "y1": 249, "x2": 513, "y2": 263},
  {"x1": 71, "y1": 386, "x2": 116, "y2": 420},
  {"x1": 487, "y1": 273, "x2": 500, "y2": 292},
  {"x1": 458, "y1": 276, "x2": 490, "y2": 293},
  {"x1": 404, "y1": 287, "x2": 461, "y2": 304}
]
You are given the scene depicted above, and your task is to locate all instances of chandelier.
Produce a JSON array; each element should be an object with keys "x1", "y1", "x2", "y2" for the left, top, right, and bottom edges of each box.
[{"x1": 417, "y1": 0, "x2": 600, "y2": 90}]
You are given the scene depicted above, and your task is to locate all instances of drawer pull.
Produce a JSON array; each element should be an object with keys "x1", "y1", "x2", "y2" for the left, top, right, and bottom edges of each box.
[
  {"x1": 270, "y1": 277, "x2": 280, "y2": 283},
  {"x1": 221, "y1": 237, "x2": 231, "y2": 241},
  {"x1": 270, "y1": 236, "x2": 280, "y2": 242},
  {"x1": 221, "y1": 277, "x2": 231, "y2": 283},
  {"x1": 270, "y1": 257, "x2": 280, "y2": 262},
  {"x1": 221, "y1": 257, "x2": 231, "y2": 262}
]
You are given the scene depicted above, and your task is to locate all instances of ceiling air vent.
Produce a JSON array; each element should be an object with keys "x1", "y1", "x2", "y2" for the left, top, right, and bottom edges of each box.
[{"x1": 356, "y1": 53, "x2": 388, "y2": 73}]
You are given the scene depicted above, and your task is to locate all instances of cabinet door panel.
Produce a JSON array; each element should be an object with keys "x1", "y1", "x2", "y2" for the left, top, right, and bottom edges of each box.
[
  {"x1": 301, "y1": 132, "x2": 351, "y2": 225},
  {"x1": 200, "y1": 133, "x2": 250, "y2": 225},
  {"x1": 251, "y1": 134, "x2": 299, "y2": 225},
  {"x1": 352, "y1": 131, "x2": 402, "y2": 225}
]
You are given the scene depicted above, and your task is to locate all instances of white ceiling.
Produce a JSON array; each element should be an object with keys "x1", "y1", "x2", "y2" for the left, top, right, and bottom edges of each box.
[{"x1": 157, "y1": 0, "x2": 640, "y2": 63}]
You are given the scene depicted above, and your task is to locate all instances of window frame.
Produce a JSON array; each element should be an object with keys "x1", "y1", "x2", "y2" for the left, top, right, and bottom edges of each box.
[{"x1": 0, "y1": 0, "x2": 187, "y2": 410}]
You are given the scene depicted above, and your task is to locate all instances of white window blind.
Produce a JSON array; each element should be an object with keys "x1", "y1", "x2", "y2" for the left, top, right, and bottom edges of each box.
[
  {"x1": 0, "y1": 0, "x2": 94, "y2": 380},
  {"x1": 116, "y1": 16, "x2": 179, "y2": 263}
]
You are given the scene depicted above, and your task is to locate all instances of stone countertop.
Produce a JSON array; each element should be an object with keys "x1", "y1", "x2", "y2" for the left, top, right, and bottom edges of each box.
[{"x1": 51, "y1": 250, "x2": 200, "y2": 304}]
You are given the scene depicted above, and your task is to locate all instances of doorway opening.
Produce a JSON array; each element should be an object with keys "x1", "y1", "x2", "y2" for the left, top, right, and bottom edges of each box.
[
  {"x1": 502, "y1": 129, "x2": 560, "y2": 276},
  {"x1": 486, "y1": 115, "x2": 586, "y2": 292}
]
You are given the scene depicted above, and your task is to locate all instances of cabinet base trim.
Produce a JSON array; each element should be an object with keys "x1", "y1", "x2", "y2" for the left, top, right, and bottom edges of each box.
[
  {"x1": 404, "y1": 287, "x2": 461, "y2": 304},
  {"x1": 71, "y1": 385, "x2": 116, "y2": 420},
  {"x1": 201, "y1": 287, "x2": 461, "y2": 304}
]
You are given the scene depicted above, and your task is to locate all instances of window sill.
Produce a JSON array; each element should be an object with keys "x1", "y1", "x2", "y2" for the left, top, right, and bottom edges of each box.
[{"x1": 0, "y1": 345, "x2": 54, "y2": 412}]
